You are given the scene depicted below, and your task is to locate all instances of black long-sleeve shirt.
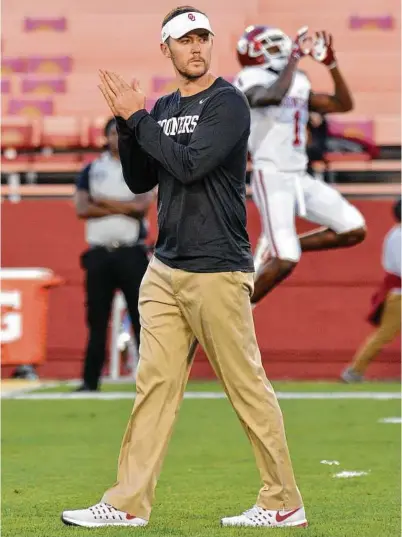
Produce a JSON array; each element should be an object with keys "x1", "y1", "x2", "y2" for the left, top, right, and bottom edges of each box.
[{"x1": 116, "y1": 77, "x2": 254, "y2": 273}]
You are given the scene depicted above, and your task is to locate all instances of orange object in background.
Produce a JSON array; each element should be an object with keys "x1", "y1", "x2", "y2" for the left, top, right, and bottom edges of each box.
[{"x1": 1, "y1": 268, "x2": 63, "y2": 365}]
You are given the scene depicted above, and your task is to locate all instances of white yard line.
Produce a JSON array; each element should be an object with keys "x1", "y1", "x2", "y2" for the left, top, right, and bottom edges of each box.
[
  {"x1": 0, "y1": 380, "x2": 65, "y2": 397},
  {"x1": 2, "y1": 391, "x2": 401, "y2": 401},
  {"x1": 378, "y1": 417, "x2": 402, "y2": 424},
  {"x1": 333, "y1": 470, "x2": 370, "y2": 478},
  {"x1": 277, "y1": 392, "x2": 401, "y2": 400}
]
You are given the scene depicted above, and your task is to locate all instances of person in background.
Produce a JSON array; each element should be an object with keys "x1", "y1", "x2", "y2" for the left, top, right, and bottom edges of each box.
[
  {"x1": 306, "y1": 111, "x2": 328, "y2": 178},
  {"x1": 342, "y1": 197, "x2": 401, "y2": 382},
  {"x1": 74, "y1": 117, "x2": 154, "y2": 392}
]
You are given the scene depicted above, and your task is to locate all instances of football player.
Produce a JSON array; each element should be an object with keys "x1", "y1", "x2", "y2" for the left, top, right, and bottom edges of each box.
[{"x1": 233, "y1": 26, "x2": 367, "y2": 305}]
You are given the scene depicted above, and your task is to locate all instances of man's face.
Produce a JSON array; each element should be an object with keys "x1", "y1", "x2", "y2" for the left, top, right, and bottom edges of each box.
[
  {"x1": 162, "y1": 30, "x2": 213, "y2": 80},
  {"x1": 107, "y1": 124, "x2": 118, "y2": 153}
]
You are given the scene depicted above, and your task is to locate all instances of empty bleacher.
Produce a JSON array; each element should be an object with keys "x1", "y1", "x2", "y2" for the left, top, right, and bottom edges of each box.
[{"x1": 2, "y1": 0, "x2": 400, "y2": 151}]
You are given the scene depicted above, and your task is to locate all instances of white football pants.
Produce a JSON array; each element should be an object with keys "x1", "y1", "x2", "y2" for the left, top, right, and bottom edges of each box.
[{"x1": 252, "y1": 169, "x2": 366, "y2": 272}]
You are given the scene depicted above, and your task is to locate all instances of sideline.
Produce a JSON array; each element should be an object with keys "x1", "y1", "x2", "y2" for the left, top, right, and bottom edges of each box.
[{"x1": 2, "y1": 391, "x2": 401, "y2": 401}]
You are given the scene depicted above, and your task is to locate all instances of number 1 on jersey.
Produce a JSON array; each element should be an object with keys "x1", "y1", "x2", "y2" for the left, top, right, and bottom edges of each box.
[{"x1": 293, "y1": 111, "x2": 301, "y2": 147}]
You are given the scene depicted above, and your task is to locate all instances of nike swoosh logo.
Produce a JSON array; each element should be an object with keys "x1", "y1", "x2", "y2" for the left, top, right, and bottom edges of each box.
[
  {"x1": 199, "y1": 98, "x2": 208, "y2": 104},
  {"x1": 126, "y1": 514, "x2": 137, "y2": 520},
  {"x1": 275, "y1": 508, "x2": 301, "y2": 523}
]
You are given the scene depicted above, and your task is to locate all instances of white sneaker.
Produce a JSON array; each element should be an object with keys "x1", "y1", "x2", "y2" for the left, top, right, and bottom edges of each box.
[
  {"x1": 341, "y1": 367, "x2": 363, "y2": 383},
  {"x1": 61, "y1": 502, "x2": 148, "y2": 527},
  {"x1": 221, "y1": 505, "x2": 307, "y2": 528}
]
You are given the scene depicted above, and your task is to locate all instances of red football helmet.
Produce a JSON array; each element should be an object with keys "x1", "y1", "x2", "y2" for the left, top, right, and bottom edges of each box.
[{"x1": 236, "y1": 25, "x2": 292, "y2": 70}]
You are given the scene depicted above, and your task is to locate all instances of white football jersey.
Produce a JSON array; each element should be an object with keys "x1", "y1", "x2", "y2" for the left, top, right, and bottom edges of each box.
[{"x1": 233, "y1": 66, "x2": 311, "y2": 172}]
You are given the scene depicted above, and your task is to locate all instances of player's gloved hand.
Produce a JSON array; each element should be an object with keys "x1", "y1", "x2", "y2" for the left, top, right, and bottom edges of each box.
[
  {"x1": 290, "y1": 26, "x2": 310, "y2": 61},
  {"x1": 310, "y1": 31, "x2": 337, "y2": 69}
]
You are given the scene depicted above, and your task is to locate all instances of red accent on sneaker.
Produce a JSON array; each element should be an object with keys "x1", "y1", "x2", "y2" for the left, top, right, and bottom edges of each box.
[
  {"x1": 126, "y1": 514, "x2": 137, "y2": 520},
  {"x1": 275, "y1": 508, "x2": 302, "y2": 523}
]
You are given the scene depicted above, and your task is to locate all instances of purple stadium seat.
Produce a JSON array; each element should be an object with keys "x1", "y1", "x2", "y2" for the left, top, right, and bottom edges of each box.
[
  {"x1": 8, "y1": 99, "x2": 54, "y2": 117},
  {"x1": 25, "y1": 56, "x2": 73, "y2": 75},
  {"x1": 2, "y1": 57, "x2": 27, "y2": 74},
  {"x1": 349, "y1": 15, "x2": 394, "y2": 30},
  {"x1": 21, "y1": 77, "x2": 67, "y2": 94},
  {"x1": 1, "y1": 78, "x2": 11, "y2": 94},
  {"x1": 24, "y1": 17, "x2": 67, "y2": 32}
]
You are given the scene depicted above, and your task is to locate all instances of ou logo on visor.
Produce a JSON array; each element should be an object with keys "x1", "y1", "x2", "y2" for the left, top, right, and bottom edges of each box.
[{"x1": 188, "y1": 13, "x2": 196, "y2": 21}]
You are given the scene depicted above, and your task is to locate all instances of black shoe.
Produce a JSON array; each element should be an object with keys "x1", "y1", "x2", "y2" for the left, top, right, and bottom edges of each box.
[
  {"x1": 74, "y1": 384, "x2": 98, "y2": 392},
  {"x1": 11, "y1": 365, "x2": 38, "y2": 380}
]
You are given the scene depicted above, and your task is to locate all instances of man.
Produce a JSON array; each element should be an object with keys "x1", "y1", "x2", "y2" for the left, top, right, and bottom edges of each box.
[
  {"x1": 74, "y1": 118, "x2": 153, "y2": 391},
  {"x1": 233, "y1": 26, "x2": 366, "y2": 304},
  {"x1": 62, "y1": 5, "x2": 307, "y2": 529},
  {"x1": 342, "y1": 198, "x2": 401, "y2": 382}
]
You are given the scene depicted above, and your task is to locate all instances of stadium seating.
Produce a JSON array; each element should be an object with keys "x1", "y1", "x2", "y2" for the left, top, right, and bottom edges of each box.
[
  {"x1": 1, "y1": 116, "x2": 41, "y2": 149},
  {"x1": 40, "y1": 116, "x2": 87, "y2": 148},
  {"x1": 1, "y1": 78, "x2": 11, "y2": 94},
  {"x1": 2, "y1": 0, "x2": 400, "y2": 146},
  {"x1": 8, "y1": 99, "x2": 54, "y2": 116},
  {"x1": 21, "y1": 77, "x2": 67, "y2": 95}
]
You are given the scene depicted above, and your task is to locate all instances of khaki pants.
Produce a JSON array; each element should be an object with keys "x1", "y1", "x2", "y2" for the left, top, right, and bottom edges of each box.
[
  {"x1": 103, "y1": 257, "x2": 302, "y2": 520},
  {"x1": 352, "y1": 292, "x2": 401, "y2": 374}
]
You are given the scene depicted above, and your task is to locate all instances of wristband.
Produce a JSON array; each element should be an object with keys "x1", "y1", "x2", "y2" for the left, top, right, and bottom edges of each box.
[{"x1": 290, "y1": 49, "x2": 302, "y2": 60}]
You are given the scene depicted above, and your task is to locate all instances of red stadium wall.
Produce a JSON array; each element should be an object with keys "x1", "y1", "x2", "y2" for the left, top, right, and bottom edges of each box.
[{"x1": 2, "y1": 198, "x2": 400, "y2": 380}]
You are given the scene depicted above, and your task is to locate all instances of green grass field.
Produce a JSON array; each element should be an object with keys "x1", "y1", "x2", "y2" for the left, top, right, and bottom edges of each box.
[
  {"x1": 26, "y1": 380, "x2": 402, "y2": 393},
  {"x1": 2, "y1": 381, "x2": 401, "y2": 537}
]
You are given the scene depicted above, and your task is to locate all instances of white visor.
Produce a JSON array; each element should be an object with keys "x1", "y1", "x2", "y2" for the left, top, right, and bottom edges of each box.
[{"x1": 161, "y1": 12, "x2": 214, "y2": 43}]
